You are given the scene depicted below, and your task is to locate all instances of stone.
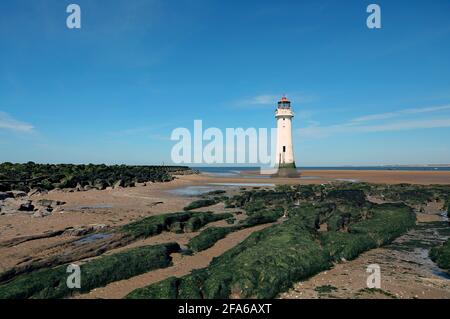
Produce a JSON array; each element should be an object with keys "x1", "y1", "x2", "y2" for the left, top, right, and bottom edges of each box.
[
  {"x1": 0, "y1": 192, "x2": 13, "y2": 200},
  {"x1": 28, "y1": 188, "x2": 47, "y2": 197},
  {"x1": 32, "y1": 208, "x2": 52, "y2": 218},
  {"x1": 63, "y1": 224, "x2": 108, "y2": 236},
  {"x1": 9, "y1": 190, "x2": 27, "y2": 198},
  {"x1": 36, "y1": 199, "x2": 54, "y2": 207},
  {"x1": 53, "y1": 207, "x2": 65, "y2": 214},
  {"x1": 0, "y1": 192, "x2": 13, "y2": 201},
  {"x1": 18, "y1": 200, "x2": 34, "y2": 212},
  {"x1": 94, "y1": 180, "x2": 108, "y2": 190},
  {"x1": 113, "y1": 180, "x2": 124, "y2": 189}
]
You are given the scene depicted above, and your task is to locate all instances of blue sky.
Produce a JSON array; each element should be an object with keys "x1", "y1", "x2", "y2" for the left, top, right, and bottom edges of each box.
[{"x1": 1, "y1": 0, "x2": 450, "y2": 166}]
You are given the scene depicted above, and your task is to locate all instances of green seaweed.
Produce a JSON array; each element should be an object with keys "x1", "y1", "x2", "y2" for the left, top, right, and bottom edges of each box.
[{"x1": 0, "y1": 243, "x2": 180, "y2": 299}]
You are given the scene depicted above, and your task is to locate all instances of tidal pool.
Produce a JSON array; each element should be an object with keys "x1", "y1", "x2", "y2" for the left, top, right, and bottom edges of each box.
[{"x1": 74, "y1": 233, "x2": 113, "y2": 245}]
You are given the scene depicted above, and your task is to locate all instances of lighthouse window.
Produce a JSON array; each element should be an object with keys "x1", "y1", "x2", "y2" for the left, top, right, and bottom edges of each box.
[{"x1": 283, "y1": 146, "x2": 286, "y2": 152}]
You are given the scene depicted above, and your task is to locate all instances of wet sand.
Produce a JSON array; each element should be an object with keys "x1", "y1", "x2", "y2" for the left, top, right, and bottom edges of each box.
[{"x1": 218, "y1": 169, "x2": 450, "y2": 185}]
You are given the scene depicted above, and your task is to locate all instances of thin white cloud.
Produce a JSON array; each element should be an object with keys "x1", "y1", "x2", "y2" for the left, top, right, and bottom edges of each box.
[
  {"x1": 351, "y1": 105, "x2": 450, "y2": 123},
  {"x1": 299, "y1": 104, "x2": 450, "y2": 138},
  {"x1": 238, "y1": 94, "x2": 277, "y2": 106},
  {"x1": 234, "y1": 92, "x2": 317, "y2": 108},
  {"x1": 0, "y1": 111, "x2": 34, "y2": 133}
]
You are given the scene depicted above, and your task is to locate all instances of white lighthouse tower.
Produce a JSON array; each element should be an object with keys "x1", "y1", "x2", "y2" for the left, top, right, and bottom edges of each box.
[{"x1": 275, "y1": 96, "x2": 299, "y2": 177}]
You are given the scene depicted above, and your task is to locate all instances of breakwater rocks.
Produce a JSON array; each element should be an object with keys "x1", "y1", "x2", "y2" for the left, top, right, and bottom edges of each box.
[{"x1": 0, "y1": 162, "x2": 196, "y2": 193}]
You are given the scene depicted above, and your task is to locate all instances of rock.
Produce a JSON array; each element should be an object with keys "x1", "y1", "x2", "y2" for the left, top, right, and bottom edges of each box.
[
  {"x1": 113, "y1": 180, "x2": 124, "y2": 189},
  {"x1": 36, "y1": 199, "x2": 54, "y2": 207},
  {"x1": 53, "y1": 207, "x2": 65, "y2": 214},
  {"x1": 9, "y1": 190, "x2": 27, "y2": 198},
  {"x1": 63, "y1": 224, "x2": 108, "y2": 236},
  {"x1": 0, "y1": 192, "x2": 13, "y2": 201},
  {"x1": 106, "y1": 187, "x2": 113, "y2": 191},
  {"x1": 169, "y1": 222, "x2": 184, "y2": 234},
  {"x1": 94, "y1": 180, "x2": 108, "y2": 190},
  {"x1": 28, "y1": 189, "x2": 40, "y2": 197},
  {"x1": 0, "y1": 199, "x2": 18, "y2": 214},
  {"x1": 28, "y1": 188, "x2": 47, "y2": 197},
  {"x1": 125, "y1": 181, "x2": 136, "y2": 188},
  {"x1": 32, "y1": 208, "x2": 52, "y2": 218},
  {"x1": 75, "y1": 183, "x2": 83, "y2": 192},
  {"x1": 18, "y1": 200, "x2": 34, "y2": 212},
  {"x1": 84, "y1": 185, "x2": 93, "y2": 191}
]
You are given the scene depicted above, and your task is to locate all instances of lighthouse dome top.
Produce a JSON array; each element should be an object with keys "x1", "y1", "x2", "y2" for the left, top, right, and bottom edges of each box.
[{"x1": 277, "y1": 96, "x2": 291, "y2": 109}]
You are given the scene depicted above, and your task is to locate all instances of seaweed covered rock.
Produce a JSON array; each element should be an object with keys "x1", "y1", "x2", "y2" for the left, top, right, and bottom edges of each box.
[
  {"x1": 188, "y1": 227, "x2": 236, "y2": 252},
  {"x1": 321, "y1": 203, "x2": 415, "y2": 261},
  {"x1": 120, "y1": 211, "x2": 232, "y2": 239},
  {"x1": 430, "y1": 239, "x2": 450, "y2": 272},
  {"x1": 325, "y1": 189, "x2": 367, "y2": 207},
  {"x1": 186, "y1": 208, "x2": 284, "y2": 253},
  {"x1": 0, "y1": 243, "x2": 180, "y2": 299},
  {"x1": 129, "y1": 197, "x2": 417, "y2": 299},
  {"x1": 183, "y1": 199, "x2": 218, "y2": 211},
  {"x1": 240, "y1": 208, "x2": 283, "y2": 227},
  {"x1": 0, "y1": 162, "x2": 195, "y2": 192},
  {"x1": 126, "y1": 277, "x2": 180, "y2": 299},
  {"x1": 130, "y1": 218, "x2": 331, "y2": 299}
]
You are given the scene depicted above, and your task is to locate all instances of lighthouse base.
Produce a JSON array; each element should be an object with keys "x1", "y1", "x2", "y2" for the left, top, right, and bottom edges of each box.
[{"x1": 273, "y1": 163, "x2": 300, "y2": 178}]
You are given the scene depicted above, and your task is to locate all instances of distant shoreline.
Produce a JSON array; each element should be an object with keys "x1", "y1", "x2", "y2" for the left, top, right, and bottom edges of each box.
[{"x1": 194, "y1": 166, "x2": 450, "y2": 173}]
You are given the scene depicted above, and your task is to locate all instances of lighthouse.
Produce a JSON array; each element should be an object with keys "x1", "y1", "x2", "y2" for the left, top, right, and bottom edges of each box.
[{"x1": 274, "y1": 96, "x2": 299, "y2": 177}]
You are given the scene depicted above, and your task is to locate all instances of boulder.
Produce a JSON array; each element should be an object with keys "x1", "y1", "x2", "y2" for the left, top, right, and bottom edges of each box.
[
  {"x1": 94, "y1": 180, "x2": 108, "y2": 190},
  {"x1": 114, "y1": 180, "x2": 124, "y2": 189},
  {"x1": 32, "y1": 208, "x2": 52, "y2": 218},
  {"x1": 18, "y1": 200, "x2": 34, "y2": 212},
  {"x1": 36, "y1": 199, "x2": 54, "y2": 207},
  {"x1": 9, "y1": 190, "x2": 27, "y2": 198},
  {"x1": 0, "y1": 192, "x2": 13, "y2": 201}
]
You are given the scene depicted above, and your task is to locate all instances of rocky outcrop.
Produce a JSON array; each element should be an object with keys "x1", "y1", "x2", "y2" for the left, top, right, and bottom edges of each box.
[
  {"x1": 114, "y1": 179, "x2": 125, "y2": 189},
  {"x1": 0, "y1": 192, "x2": 66, "y2": 218},
  {"x1": 63, "y1": 224, "x2": 108, "y2": 236}
]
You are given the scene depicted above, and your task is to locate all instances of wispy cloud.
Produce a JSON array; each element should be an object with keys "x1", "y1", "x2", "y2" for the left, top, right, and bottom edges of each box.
[
  {"x1": 351, "y1": 105, "x2": 450, "y2": 123},
  {"x1": 0, "y1": 111, "x2": 34, "y2": 133},
  {"x1": 299, "y1": 105, "x2": 450, "y2": 138},
  {"x1": 234, "y1": 92, "x2": 317, "y2": 107},
  {"x1": 236, "y1": 94, "x2": 278, "y2": 106}
]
